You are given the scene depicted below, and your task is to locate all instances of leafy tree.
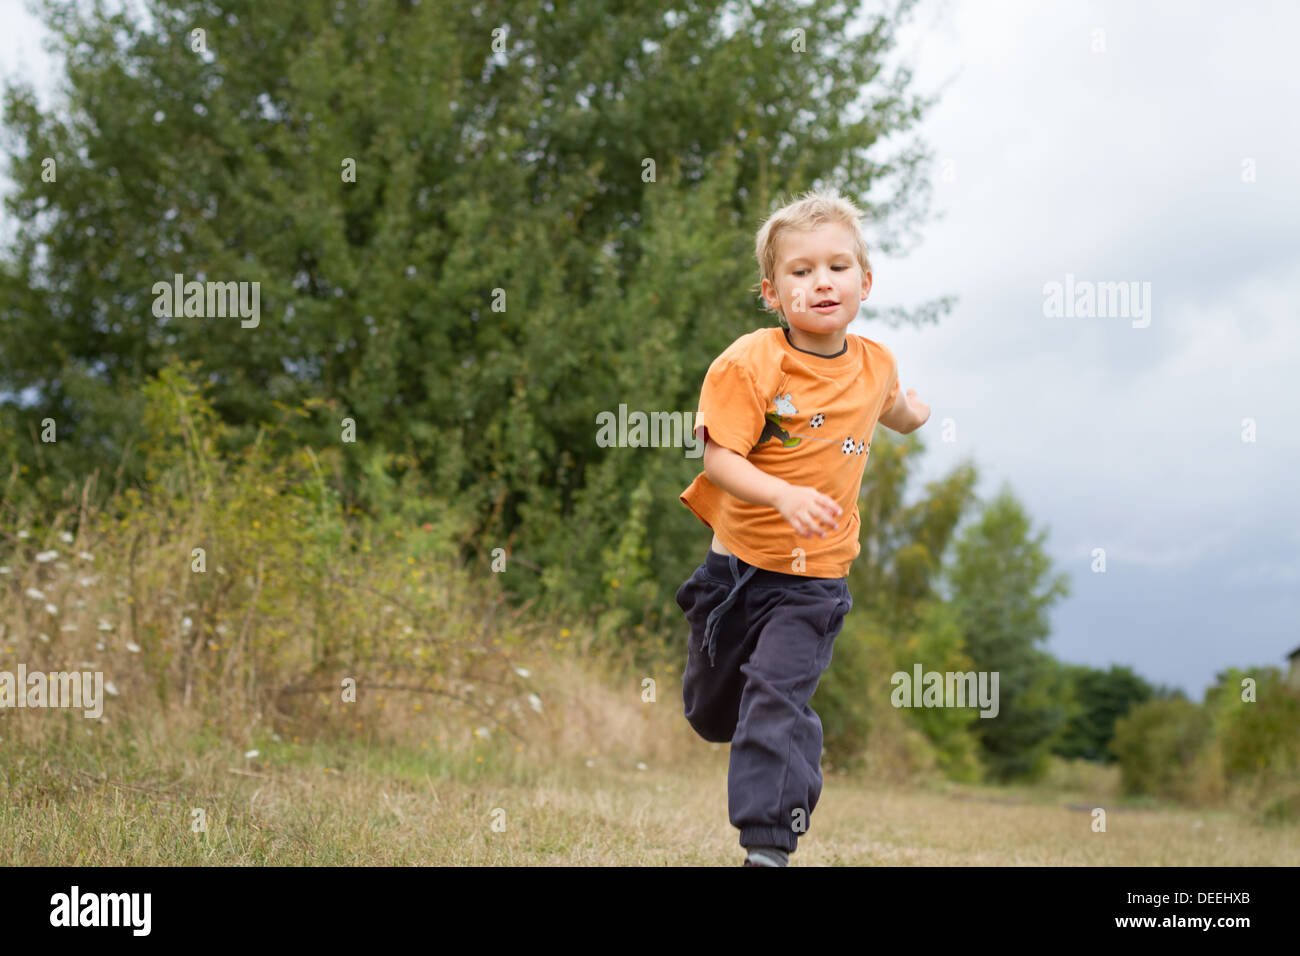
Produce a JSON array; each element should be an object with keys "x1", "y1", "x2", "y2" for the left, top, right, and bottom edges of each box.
[
  {"x1": 1053, "y1": 664, "x2": 1153, "y2": 763},
  {"x1": 945, "y1": 484, "x2": 1071, "y2": 780},
  {"x1": 819, "y1": 430, "x2": 983, "y2": 778},
  {"x1": 1, "y1": 0, "x2": 949, "y2": 636}
]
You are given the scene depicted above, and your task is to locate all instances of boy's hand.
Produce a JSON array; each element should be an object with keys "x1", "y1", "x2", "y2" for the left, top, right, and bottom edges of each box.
[
  {"x1": 775, "y1": 484, "x2": 842, "y2": 538},
  {"x1": 906, "y1": 389, "x2": 931, "y2": 429},
  {"x1": 880, "y1": 386, "x2": 931, "y2": 433}
]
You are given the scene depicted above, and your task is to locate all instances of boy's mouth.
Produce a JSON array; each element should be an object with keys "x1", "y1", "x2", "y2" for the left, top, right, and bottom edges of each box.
[{"x1": 811, "y1": 300, "x2": 838, "y2": 312}]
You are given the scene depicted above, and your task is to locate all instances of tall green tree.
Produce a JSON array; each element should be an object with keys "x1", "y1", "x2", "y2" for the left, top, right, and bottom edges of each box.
[
  {"x1": 819, "y1": 430, "x2": 984, "y2": 778},
  {"x1": 945, "y1": 485, "x2": 1071, "y2": 780},
  {"x1": 1053, "y1": 664, "x2": 1153, "y2": 763},
  {"x1": 850, "y1": 431, "x2": 979, "y2": 627},
  {"x1": 1, "y1": 0, "x2": 948, "y2": 636}
]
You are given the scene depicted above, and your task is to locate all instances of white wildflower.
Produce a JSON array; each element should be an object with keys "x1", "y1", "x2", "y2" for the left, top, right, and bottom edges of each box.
[
  {"x1": 25, "y1": 588, "x2": 45, "y2": 601},
  {"x1": 45, "y1": 603, "x2": 58, "y2": 616},
  {"x1": 474, "y1": 726, "x2": 491, "y2": 740},
  {"x1": 527, "y1": 693, "x2": 543, "y2": 713},
  {"x1": 97, "y1": 619, "x2": 113, "y2": 631},
  {"x1": 513, "y1": 666, "x2": 531, "y2": 678},
  {"x1": 104, "y1": 681, "x2": 119, "y2": 696},
  {"x1": 60, "y1": 624, "x2": 78, "y2": 633},
  {"x1": 636, "y1": 762, "x2": 647, "y2": 771},
  {"x1": 181, "y1": 616, "x2": 193, "y2": 632},
  {"x1": 60, "y1": 531, "x2": 74, "y2": 543},
  {"x1": 35, "y1": 550, "x2": 58, "y2": 563},
  {"x1": 0, "y1": 566, "x2": 9, "y2": 574},
  {"x1": 244, "y1": 749, "x2": 259, "y2": 759},
  {"x1": 37, "y1": 633, "x2": 49, "y2": 643},
  {"x1": 78, "y1": 551, "x2": 94, "y2": 562},
  {"x1": 125, "y1": 641, "x2": 141, "y2": 653},
  {"x1": 95, "y1": 641, "x2": 105, "y2": 651},
  {"x1": 17, "y1": 530, "x2": 29, "y2": 539},
  {"x1": 585, "y1": 759, "x2": 595, "y2": 768}
]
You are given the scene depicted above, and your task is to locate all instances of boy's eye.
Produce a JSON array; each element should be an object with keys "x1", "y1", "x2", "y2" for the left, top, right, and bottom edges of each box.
[{"x1": 793, "y1": 266, "x2": 849, "y2": 275}]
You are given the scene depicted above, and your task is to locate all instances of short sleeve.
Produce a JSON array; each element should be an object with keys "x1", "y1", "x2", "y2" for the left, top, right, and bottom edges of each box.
[
  {"x1": 692, "y1": 357, "x2": 766, "y2": 457},
  {"x1": 878, "y1": 343, "x2": 900, "y2": 414}
]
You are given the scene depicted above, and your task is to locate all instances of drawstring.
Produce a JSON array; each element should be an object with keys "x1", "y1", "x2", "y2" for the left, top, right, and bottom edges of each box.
[{"x1": 702, "y1": 553, "x2": 757, "y2": 668}]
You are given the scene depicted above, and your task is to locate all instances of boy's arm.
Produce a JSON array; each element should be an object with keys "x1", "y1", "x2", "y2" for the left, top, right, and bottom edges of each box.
[
  {"x1": 702, "y1": 437, "x2": 788, "y2": 509},
  {"x1": 701, "y1": 435, "x2": 842, "y2": 537},
  {"x1": 878, "y1": 387, "x2": 930, "y2": 434}
]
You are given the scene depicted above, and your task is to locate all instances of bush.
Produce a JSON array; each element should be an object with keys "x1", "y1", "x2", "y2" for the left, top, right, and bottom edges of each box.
[
  {"x1": 1205, "y1": 667, "x2": 1300, "y2": 823},
  {"x1": 0, "y1": 361, "x2": 539, "y2": 746},
  {"x1": 1110, "y1": 698, "x2": 1215, "y2": 802}
]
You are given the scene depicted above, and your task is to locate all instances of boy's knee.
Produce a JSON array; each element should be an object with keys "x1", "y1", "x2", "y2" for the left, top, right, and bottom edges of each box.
[{"x1": 686, "y1": 710, "x2": 735, "y2": 743}]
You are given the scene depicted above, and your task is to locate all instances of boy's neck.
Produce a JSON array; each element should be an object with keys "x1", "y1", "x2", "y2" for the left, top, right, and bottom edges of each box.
[{"x1": 783, "y1": 324, "x2": 846, "y2": 357}]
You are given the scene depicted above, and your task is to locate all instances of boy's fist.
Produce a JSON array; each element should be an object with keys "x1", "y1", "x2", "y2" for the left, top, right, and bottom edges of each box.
[{"x1": 775, "y1": 484, "x2": 842, "y2": 539}]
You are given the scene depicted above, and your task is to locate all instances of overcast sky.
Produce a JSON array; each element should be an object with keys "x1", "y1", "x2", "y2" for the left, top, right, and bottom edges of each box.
[
  {"x1": 861, "y1": 0, "x2": 1300, "y2": 698},
  {"x1": 3, "y1": 1, "x2": 1297, "y2": 699}
]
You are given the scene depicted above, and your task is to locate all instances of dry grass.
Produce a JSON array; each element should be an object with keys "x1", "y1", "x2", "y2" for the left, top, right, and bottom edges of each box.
[
  {"x1": 3, "y1": 447, "x2": 1295, "y2": 865},
  {"x1": 3, "y1": 648, "x2": 1295, "y2": 866}
]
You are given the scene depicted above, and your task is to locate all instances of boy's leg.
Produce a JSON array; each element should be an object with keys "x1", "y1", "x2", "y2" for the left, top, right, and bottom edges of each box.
[
  {"x1": 676, "y1": 554, "x2": 760, "y2": 743},
  {"x1": 726, "y1": 577, "x2": 852, "y2": 854}
]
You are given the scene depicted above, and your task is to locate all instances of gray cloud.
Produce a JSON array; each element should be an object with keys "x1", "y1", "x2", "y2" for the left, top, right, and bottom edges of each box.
[{"x1": 866, "y1": 0, "x2": 1300, "y2": 697}]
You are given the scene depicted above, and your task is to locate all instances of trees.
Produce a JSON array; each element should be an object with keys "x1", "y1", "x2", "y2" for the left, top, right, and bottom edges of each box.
[
  {"x1": 945, "y1": 486, "x2": 1071, "y2": 781},
  {"x1": 1053, "y1": 664, "x2": 1154, "y2": 763},
  {"x1": 2, "y1": 0, "x2": 946, "y2": 629}
]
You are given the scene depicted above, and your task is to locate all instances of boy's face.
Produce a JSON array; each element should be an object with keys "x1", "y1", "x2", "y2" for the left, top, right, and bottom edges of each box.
[{"x1": 761, "y1": 222, "x2": 872, "y2": 351}]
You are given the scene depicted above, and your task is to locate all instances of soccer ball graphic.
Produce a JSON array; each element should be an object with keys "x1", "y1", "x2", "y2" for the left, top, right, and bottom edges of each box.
[
  {"x1": 810, "y1": 413, "x2": 825, "y2": 428},
  {"x1": 855, "y1": 440, "x2": 865, "y2": 455},
  {"x1": 841, "y1": 438, "x2": 855, "y2": 454}
]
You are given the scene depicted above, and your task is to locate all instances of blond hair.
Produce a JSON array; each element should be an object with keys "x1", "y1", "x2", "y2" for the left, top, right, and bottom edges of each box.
[{"x1": 752, "y1": 188, "x2": 872, "y2": 325}]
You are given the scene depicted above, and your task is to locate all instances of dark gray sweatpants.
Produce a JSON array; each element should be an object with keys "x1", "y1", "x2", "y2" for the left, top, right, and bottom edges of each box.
[{"x1": 675, "y1": 548, "x2": 852, "y2": 854}]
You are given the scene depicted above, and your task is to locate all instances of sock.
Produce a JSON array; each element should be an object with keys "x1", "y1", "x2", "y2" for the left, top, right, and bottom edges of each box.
[{"x1": 746, "y1": 845, "x2": 789, "y2": 867}]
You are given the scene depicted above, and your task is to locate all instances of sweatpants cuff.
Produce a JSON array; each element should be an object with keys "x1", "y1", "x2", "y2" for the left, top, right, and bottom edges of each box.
[{"x1": 740, "y1": 825, "x2": 797, "y2": 853}]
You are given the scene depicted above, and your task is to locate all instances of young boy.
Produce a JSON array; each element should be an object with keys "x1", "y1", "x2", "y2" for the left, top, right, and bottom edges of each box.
[{"x1": 676, "y1": 189, "x2": 930, "y2": 867}]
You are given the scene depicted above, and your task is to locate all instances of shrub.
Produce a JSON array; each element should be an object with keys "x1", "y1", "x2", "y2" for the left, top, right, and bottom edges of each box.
[{"x1": 1110, "y1": 698, "x2": 1214, "y2": 802}]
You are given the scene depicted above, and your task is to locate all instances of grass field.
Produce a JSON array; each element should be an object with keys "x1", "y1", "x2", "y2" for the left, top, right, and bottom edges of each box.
[{"x1": 4, "y1": 710, "x2": 1294, "y2": 866}]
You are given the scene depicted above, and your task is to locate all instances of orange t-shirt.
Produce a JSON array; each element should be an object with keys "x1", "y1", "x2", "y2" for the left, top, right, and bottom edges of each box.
[{"x1": 680, "y1": 325, "x2": 900, "y2": 578}]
